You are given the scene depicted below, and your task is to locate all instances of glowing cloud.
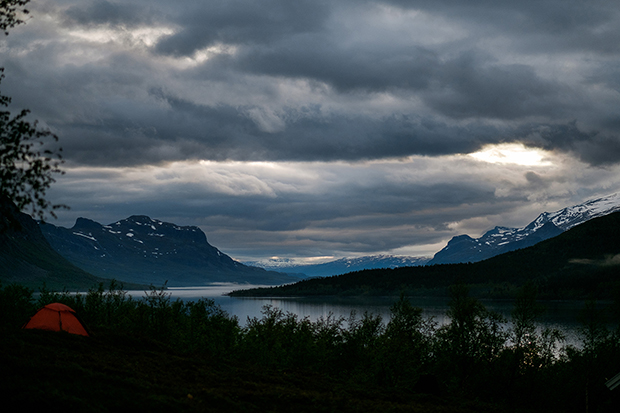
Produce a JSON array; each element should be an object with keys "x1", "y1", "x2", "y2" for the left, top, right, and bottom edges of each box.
[{"x1": 469, "y1": 143, "x2": 552, "y2": 166}]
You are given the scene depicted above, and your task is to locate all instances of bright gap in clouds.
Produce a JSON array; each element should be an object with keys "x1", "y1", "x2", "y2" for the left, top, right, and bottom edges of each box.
[
  {"x1": 469, "y1": 143, "x2": 552, "y2": 166},
  {"x1": 68, "y1": 26, "x2": 175, "y2": 47}
]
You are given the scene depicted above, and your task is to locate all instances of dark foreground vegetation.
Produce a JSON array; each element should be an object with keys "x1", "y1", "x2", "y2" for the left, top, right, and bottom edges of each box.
[{"x1": 2, "y1": 281, "x2": 620, "y2": 412}]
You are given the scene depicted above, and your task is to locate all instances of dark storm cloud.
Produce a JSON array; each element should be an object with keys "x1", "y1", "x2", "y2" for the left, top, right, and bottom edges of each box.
[
  {"x1": 422, "y1": 52, "x2": 571, "y2": 120},
  {"x1": 381, "y1": 0, "x2": 620, "y2": 58},
  {"x1": 227, "y1": 38, "x2": 439, "y2": 93},
  {"x1": 524, "y1": 172, "x2": 547, "y2": 188},
  {"x1": 143, "y1": 0, "x2": 616, "y2": 166},
  {"x1": 587, "y1": 62, "x2": 620, "y2": 98},
  {"x1": 49, "y1": 88, "x2": 507, "y2": 165},
  {"x1": 153, "y1": 0, "x2": 329, "y2": 57},
  {"x1": 24, "y1": 79, "x2": 602, "y2": 168},
  {"x1": 193, "y1": 16, "x2": 571, "y2": 120},
  {"x1": 202, "y1": 44, "x2": 572, "y2": 128},
  {"x1": 3, "y1": 0, "x2": 620, "y2": 168},
  {"x1": 383, "y1": 0, "x2": 617, "y2": 37},
  {"x1": 521, "y1": 122, "x2": 620, "y2": 167},
  {"x1": 63, "y1": 0, "x2": 156, "y2": 27}
]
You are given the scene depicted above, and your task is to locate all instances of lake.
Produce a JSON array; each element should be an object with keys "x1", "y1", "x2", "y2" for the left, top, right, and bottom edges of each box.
[{"x1": 126, "y1": 283, "x2": 610, "y2": 347}]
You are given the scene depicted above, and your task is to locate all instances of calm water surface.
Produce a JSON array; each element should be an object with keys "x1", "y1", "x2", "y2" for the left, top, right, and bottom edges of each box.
[{"x1": 128, "y1": 283, "x2": 608, "y2": 347}]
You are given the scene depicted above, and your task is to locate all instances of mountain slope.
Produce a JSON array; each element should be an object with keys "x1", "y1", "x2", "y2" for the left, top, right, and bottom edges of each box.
[
  {"x1": 230, "y1": 210, "x2": 620, "y2": 299},
  {"x1": 429, "y1": 192, "x2": 620, "y2": 265},
  {"x1": 0, "y1": 197, "x2": 113, "y2": 290},
  {"x1": 40, "y1": 216, "x2": 295, "y2": 286}
]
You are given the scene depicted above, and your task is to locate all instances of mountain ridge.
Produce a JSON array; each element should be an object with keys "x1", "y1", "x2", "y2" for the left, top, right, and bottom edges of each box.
[
  {"x1": 428, "y1": 192, "x2": 620, "y2": 265},
  {"x1": 8, "y1": 191, "x2": 620, "y2": 289},
  {"x1": 40, "y1": 215, "x2": 295, "y2": 287}
]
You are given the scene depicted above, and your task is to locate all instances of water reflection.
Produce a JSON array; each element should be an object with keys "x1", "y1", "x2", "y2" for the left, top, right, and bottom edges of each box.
[{"x1": 127, "y1": 283, "x2": 603, "y2": 347}]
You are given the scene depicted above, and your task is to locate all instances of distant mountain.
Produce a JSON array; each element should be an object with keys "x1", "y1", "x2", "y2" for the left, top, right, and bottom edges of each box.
[
  {"x1": 40, "y1": 216, "x2": 296, "y2": 287},
  {"x1": 0, "y1": 197, "x2": 112, "y2": 291},
  {"x1": 230, "y1": 210, "x2": 620, "y2": 299},
  {"x1": 244, "y1": 255, "x2": 430, "y2": 277},
  {"x1": 428, "y1": 192, "x2": 620, "y2": 265}
]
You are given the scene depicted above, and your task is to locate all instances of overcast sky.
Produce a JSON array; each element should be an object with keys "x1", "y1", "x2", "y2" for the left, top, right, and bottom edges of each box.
[{"x1": 2, "y1": 0, "x2": 620, "y2": 262}]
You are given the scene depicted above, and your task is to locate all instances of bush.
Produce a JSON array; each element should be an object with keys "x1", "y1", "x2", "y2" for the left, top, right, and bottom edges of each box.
[{"x1": 0, "y1": 281, "x2": 35, "y2": 329}]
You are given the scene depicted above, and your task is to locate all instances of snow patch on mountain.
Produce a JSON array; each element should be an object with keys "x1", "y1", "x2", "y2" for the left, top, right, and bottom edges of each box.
[
  {"x1": 73, "y1": 232, "x2": 97, "y2": 242},
  {"x1": 429, "y1": 192, "x2": 620, "y2": 265}
]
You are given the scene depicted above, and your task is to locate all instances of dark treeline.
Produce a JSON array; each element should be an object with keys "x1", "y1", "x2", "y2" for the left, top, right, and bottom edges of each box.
[
  {"x1": 2, "y1": 281, "x2": 620, "y2": 412},
  {"x1": 228, "y1": 260, "x2": 620, "y2": 299}
]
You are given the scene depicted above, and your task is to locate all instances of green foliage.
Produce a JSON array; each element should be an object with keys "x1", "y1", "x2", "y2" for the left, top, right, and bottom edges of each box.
[
  {"x1": 374, "y1": 295, "x2": 436, "y2": 388},
  {"x1": 433, "y1": 284, "x2": 508, "y2": 396},
  {"x1": 508, "y1": 282, "x2": 564, "y2": 376},
  {"x1": 498, "y1": 283, "x2": 566, "y2": 409},
  {"x1": 241, "y1": 305, "x2": 317, "y2": 369}
]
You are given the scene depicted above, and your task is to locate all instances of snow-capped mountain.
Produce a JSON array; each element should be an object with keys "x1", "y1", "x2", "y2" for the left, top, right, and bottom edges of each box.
[
  {"x1": 244, "y1": 257, "x2": 310, "y2": 270},
  {"x1": 40, "y1": 215, "x2": 295, "y2": 286},
  {"x1": 429, "y1": 192, "x2": 620, "y2": 265},
  {"x1": 532, "y1": 192, "x2": 620, "y2": 231},
  {"x1": 245, "y1": 255, "x2": 430, "y2": 278}
]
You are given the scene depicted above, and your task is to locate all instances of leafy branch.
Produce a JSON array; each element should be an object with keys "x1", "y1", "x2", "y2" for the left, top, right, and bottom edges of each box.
[{"x1": 0, "y1": 0, "x2": 29, "y2": 35}]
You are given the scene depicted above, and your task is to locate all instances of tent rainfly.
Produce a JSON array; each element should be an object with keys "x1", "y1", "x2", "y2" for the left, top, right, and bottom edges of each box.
[{"x1": 23, "y1": 303, "x2": 89, "y2": 337}]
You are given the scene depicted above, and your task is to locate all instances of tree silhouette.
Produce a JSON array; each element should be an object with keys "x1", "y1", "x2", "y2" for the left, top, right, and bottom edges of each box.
[
  {"x1": 0, "y1": 1, "x2": 29, "y2": 35},
  {"x1": 0, "y1": 0, "x2": 65, "y2": 222}
]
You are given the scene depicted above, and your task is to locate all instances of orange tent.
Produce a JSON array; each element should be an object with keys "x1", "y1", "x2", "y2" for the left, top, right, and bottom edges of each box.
[{"x1": 23, "y1": 303, "x2": 89, "y2": 337}]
